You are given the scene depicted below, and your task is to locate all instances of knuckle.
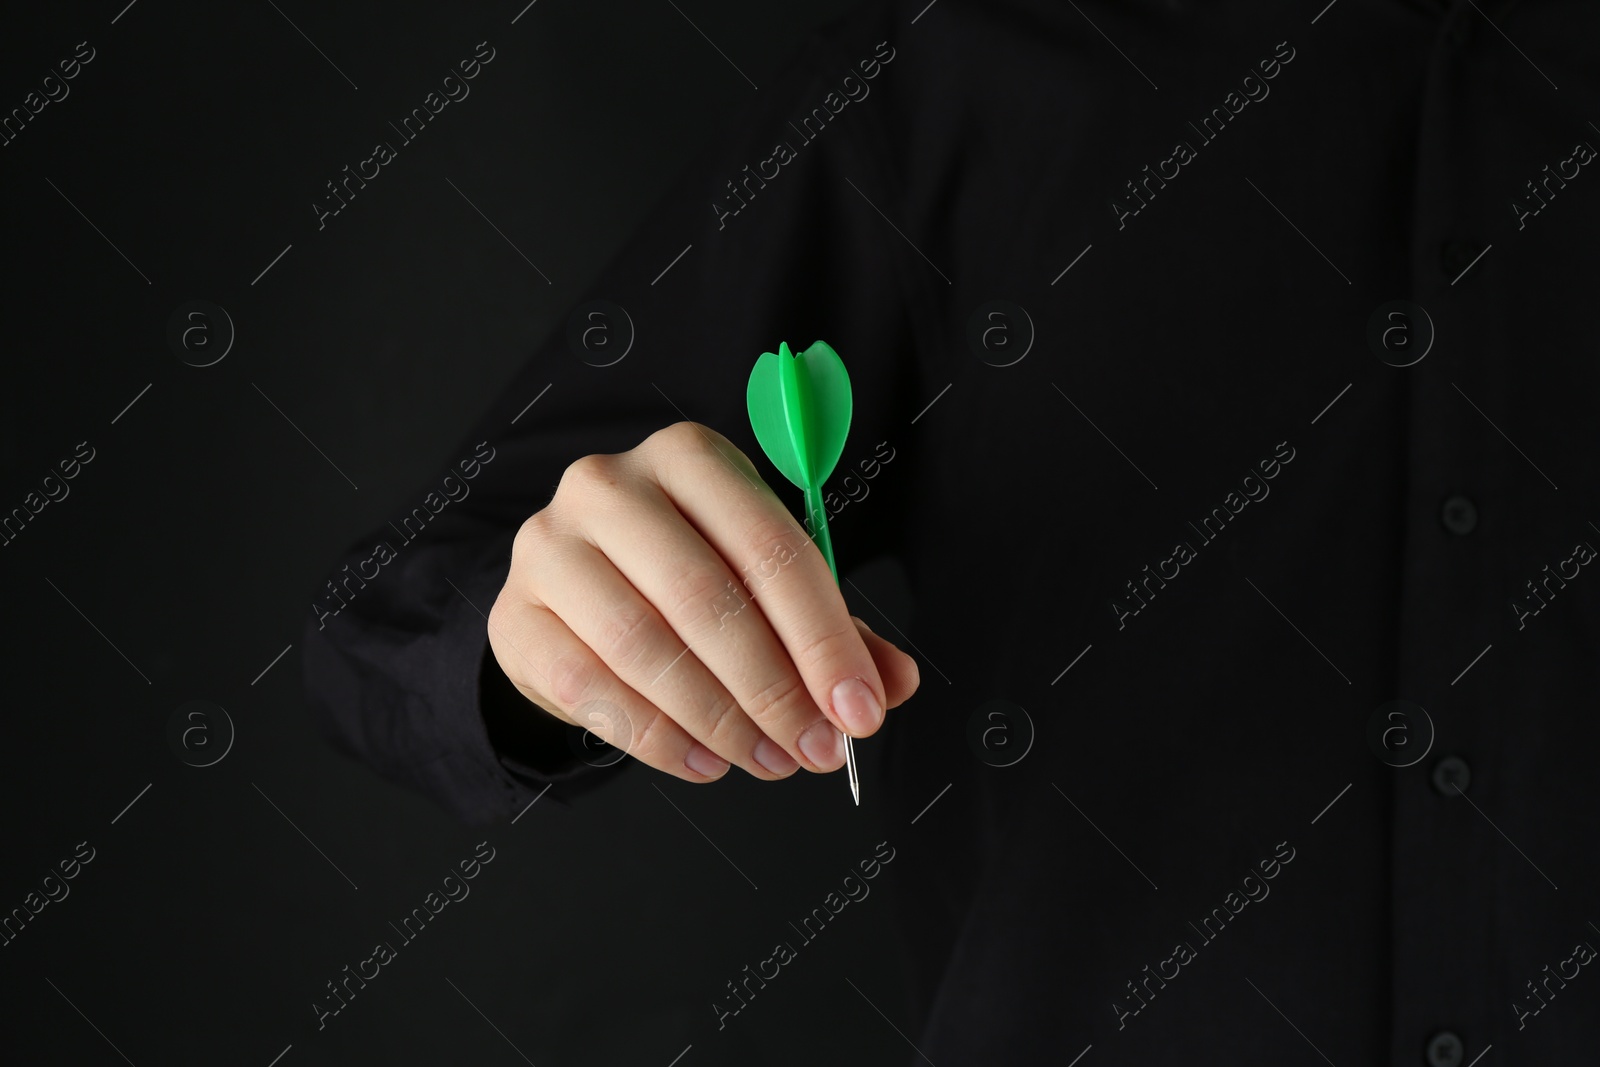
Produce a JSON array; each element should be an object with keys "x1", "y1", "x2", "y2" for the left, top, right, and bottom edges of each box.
[
  {"x1": 667, "y1": 565, "x2": 736, "y2": 622},
  {"x1": 701, "y1": 695, "x2": 745, "y2": 748},
  {"x1": 594, "y1": 601, "x2": 657, "y2": 670},
  {"x1": 643, "y1": 422, "x2": 760, "y2": 486},
  {"x1": 512, "y1": 509, "x2": 553, "y2": 561},
  {"x1": 571, "y1": 699, "x2": 626, "y2": 746},
  {"x1": 508, "y1": 674, "x2": 558, "y2": 715},
  {"x1": 740, "y1": 521, "x2": 806, "y2": 591},
  {"x1": 649, "y1": 420, "x2": 711, "y2": 454},
  {"x1": 547, "y1": 650, "x2": 598, "y2": 708},
  {"x1": 556, "y1": 452, "x2": 618, "y2": 501},
  {"x1": 486, "y1": 594, "x2": 530, "y2": 664},
  {"x1": 793, "y1": 624, "x2": 862, "y2": 675},
  {"x1": 486, "y1": 588, "x2": 515, "y2": 638},
  {"x1": 744, "y1": 670, "x2": 808, "y2": 729},
  {"x1": 629, "y1": 709, "x2": 676, "y2": 764}
]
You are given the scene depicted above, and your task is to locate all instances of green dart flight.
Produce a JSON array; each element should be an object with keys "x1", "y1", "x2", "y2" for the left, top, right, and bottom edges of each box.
[{"x1": 745, "y1": 339, "x2": 860, "y2": 805}]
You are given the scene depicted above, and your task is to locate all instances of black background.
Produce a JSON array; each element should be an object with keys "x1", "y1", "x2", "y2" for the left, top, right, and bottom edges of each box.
[{"x1": 0, "y1": 2, "x2": 923, "y2": 1064}]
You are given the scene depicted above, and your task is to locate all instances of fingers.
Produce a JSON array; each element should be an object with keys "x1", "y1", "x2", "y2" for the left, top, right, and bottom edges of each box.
[
  {"x1": 558, "y1": 472, "x2": 850, "y2": 775},
  {"x1": 497, "y1": 420, "x2": 922, "y2": 790},
  {"x1": 521, "y1": 533, "x2": 803, "y2": 781},
  {"x1": 485, "y1": 592, "x2": 731, "y2": 784},
  {"x1": 635, "y1": 422, "x2": 892, "y2": 741}
]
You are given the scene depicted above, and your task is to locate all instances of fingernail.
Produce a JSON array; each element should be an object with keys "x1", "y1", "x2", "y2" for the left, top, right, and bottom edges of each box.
[
  {"x1": 753, "y1": 737, "x2": 799, "y2": 777},
  {"x1": 685, "y1": 743, "x2": 729, "y2": 779},
  {"x1": 799, "y1": 719, "x2": 846, "y2": 770},
  {"x1": 831, "y1": 677, "x2": 882, "y2": 736}
]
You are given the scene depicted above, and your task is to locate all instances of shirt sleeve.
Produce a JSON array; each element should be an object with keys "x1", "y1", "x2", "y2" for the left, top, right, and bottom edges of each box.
[{"x1": 299, "y1": 11, "x2": 924, "y2": 827}]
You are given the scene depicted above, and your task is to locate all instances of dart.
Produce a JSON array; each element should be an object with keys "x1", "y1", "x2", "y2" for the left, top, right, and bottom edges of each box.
[{"x1": 745, "y1": 339, "x2": 860, "y2": 805}]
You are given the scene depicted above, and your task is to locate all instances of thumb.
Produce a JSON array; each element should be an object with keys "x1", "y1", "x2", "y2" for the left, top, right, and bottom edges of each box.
[{"x1": 850, "y1": 616, "x2": 920, "y2": 709}]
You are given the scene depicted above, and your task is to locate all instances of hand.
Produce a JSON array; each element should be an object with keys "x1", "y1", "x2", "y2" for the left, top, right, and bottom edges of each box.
[{"x1": 487, "y1": 421, "x2": 920, "y2": 783}]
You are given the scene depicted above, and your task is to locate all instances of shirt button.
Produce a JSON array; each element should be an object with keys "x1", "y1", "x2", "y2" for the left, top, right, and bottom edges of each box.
[
  {"x1": 1433, "y1": 756, "x2": 1471, "y2": 797},
  {"x1": 1440, "y1": 495, "x2": 1477, "y2": 535},
  {"x1": 1426, "y1": 1031, "x2": 1465, "y2": 1067},
  {"x1": 1440, "y1": 240, "x2": 1486, "y2": 280}
]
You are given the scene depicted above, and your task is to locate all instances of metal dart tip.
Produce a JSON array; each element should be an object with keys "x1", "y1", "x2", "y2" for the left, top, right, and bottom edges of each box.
[{"x1": 845, "y1": 735, "x2": 860, "y2": 805}]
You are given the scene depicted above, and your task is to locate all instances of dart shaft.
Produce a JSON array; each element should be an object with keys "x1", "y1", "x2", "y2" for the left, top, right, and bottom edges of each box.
[
  {"x1": 803, "y1": 484, "x2": 838, "y2": 581},
  {"x1": 802, "y1": 483, "x2": 857, "y2": 804}
]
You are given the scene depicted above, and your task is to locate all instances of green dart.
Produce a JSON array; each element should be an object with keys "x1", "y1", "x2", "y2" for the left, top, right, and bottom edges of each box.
[{"x1": 746, "y1": 339, "x2": 860, "y2": 805}]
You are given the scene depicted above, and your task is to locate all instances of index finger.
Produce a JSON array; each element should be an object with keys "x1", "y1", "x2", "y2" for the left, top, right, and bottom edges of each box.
[{"x1": 639, "y1": 421, "x2": 888, "y2": 739}]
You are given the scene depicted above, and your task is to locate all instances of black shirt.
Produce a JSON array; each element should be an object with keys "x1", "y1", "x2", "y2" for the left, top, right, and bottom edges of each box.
[{"x1": 303, "y1": 0, "x2": 1600, "y2": 1061}]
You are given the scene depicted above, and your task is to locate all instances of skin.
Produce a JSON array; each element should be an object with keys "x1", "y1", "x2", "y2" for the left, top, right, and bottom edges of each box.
[{"x1": 487, "y1": 421, "x2": 921, "y2": 783}]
